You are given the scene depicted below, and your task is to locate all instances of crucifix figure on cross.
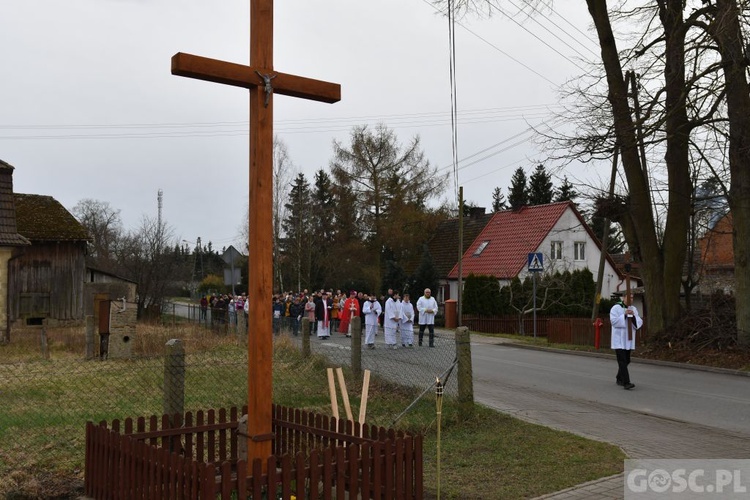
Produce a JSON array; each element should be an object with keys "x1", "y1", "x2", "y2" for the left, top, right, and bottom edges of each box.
[{"x1": 171, "y1": 0, "x2": 340, "y2": 473}]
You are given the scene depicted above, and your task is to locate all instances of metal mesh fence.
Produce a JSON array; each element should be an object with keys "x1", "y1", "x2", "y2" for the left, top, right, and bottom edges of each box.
[{"x1": 0, "y1": 314, "x2": 459, "y2": 496}]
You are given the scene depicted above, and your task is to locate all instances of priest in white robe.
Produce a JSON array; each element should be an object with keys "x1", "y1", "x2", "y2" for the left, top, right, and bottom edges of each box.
[
  {"x1": 610, "y1": 292, "x2": 643, "y2": 390},
  {"x1": 400, "y1": 293, "x2": 415, "y2": 347},
  {"x1": 384, "y1": 291, "x2": 402, "y2": 349},
  {"x1": 362, "y1": 294, "x2": 382, "y2": 349}
]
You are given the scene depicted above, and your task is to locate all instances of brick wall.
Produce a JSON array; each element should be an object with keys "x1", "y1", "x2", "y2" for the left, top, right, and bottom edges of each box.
[{"x1": 700, "y1": 214, "x2": 734, "y2": 270}]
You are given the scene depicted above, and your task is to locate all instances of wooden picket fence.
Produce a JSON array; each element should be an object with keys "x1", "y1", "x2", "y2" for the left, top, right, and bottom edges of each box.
[{"x1": 85, "y1": 404, "x2": 423, "y2": 499}]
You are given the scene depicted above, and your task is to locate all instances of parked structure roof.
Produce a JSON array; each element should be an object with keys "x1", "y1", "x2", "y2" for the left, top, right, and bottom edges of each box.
[{"x1": 14, "y1": 193, "x2": 91, "y2": 242}]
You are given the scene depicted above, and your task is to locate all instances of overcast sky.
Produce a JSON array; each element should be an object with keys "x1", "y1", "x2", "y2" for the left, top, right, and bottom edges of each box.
[{"x1": 1, "y1": 0, "x2": 604, "y2": 251}]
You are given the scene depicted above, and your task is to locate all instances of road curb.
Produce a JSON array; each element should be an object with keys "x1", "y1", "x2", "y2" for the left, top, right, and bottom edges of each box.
[{"x1": 492, "y1": 339, "x2": 750, "y2": 378}]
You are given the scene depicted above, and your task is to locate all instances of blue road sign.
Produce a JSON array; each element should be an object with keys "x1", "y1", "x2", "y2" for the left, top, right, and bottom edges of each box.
[{"x1": 528, "y1": 252, "x2": 544, "y2": 272}]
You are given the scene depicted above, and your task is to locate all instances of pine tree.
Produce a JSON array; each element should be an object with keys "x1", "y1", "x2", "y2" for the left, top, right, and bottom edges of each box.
[
  {"x1": 310, "y1": 169, "x2": 336, "y2": 289},
  {"x1": 282, "y1": 173, "x2": 313, "y2": 292},
  {"x1": 492, "y1": 187, "x2": 507, "y2": 212},
  {"x1": 554, "y1": 175, "x2": 579, "y2": 205},
  {"x1": 528, "y1": 164, "x2": 554, "y2": 205},
  {"x1": 409, "y1": 245, "x2": 439, "y2": 299},
  {"x1": 508, "y1": 167, "x2": 529, "y2": 209}
]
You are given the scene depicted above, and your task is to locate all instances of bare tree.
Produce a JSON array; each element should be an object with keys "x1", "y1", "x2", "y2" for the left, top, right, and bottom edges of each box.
[
  {"x1": 443, "y1": 0, "x2": 750, "y2": 340},
  {"x1": 116, "y1": 216, "x2": 178, "y2": 319},
  {"x1": 272, "y1": 136, "x2": 294, "y2": 292},
  {"x1": 71, "y1": 198, "x2": 123, "y2": 262}
]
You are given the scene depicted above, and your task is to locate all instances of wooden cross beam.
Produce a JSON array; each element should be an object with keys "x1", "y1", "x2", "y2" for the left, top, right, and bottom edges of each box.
[{"x1": 171, "y1": 0, "x2": 340, "y2": 474}]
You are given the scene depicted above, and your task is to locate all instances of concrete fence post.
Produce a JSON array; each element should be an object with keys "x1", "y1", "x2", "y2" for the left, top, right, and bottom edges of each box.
[
  {"x1": 163, "y1": 339, "x2": 185, "y2": 421},
  {"x1": 351, "y1": 317, "x2": 362, "y2": 377},
  {"x1": 301, "y1": 318, "x2": 311, "y2": 358},
  {"x1": 455, "y1": 326, "x2": 474, "y2": 419},
  {"x1": 237, "y1": 414, "x2": 248, "y2": 461}
]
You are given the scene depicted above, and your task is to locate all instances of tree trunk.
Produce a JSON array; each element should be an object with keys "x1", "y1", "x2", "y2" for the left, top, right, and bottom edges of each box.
[
  {"x1": 712, "y1": 0, "x2": 750, "y2": 345},
  {"x1": 586, "y1": 0, "x2": 675, "y2": 334},
  {"x1": 657, "y1": 0, "x2": 693, "y2": 327}
]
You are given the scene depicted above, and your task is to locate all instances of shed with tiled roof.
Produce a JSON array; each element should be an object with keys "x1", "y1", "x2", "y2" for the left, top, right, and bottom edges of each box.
[{"x1": 0, "y1": 162, "x2": 91, "y2": 328}]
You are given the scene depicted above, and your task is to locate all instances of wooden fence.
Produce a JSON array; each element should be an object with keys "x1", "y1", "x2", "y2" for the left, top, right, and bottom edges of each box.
[
  {"x1": 463, "y1": 314, "x2": 648, "y2": 348},
  {"x1": 85, "y1": 404, "x2": 423, "y2": 499}
]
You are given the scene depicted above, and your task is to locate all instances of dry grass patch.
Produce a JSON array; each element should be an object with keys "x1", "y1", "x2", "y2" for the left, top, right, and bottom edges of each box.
[{"x1": 1, "y1": 324, "x2": 625, "y2": 499}]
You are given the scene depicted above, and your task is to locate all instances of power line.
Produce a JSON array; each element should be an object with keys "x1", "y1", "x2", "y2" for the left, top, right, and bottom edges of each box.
[
  {"x1": 448, "y1": 0, "x2": 460, "y2": 200},
  {"x1": 503, "y1": 0, "x2": 599, "y2": 59},
  {"x1": 0, "y1": 103, "x2": 561, "y2": 131},
  {"x1": 486, "y1": 0, "x2": 590, "y2": 72},
  {"x1": 0, "y1": 107, "x2": 561, "y2": 140}
]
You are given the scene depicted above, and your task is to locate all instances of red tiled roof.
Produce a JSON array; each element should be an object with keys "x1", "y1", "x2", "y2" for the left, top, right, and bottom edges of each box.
[{"x1": 447, "y1": 202, "x2": 571, "y2": 279}]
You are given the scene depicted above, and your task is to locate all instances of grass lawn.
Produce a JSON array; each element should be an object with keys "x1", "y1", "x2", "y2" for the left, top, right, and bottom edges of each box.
[{"x1": 0, "y1": 325, "x2": 625, "y2": 499}]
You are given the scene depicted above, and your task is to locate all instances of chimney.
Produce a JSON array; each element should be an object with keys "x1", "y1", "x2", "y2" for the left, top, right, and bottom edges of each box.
[
  {"x1": 468, "y1": 206, "x2": 486, "y2": 219},
  {"x1": 0, "y1": 160, "x2": 30, "y2": 246}
]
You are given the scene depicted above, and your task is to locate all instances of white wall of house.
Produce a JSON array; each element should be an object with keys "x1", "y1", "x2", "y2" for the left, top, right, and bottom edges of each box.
[
  {"x1": 524, "y1": 207, "x2": 622, "y2": 300},
  {"x1": 520, "y1": 209, "x2": 625, "y2": 298}
]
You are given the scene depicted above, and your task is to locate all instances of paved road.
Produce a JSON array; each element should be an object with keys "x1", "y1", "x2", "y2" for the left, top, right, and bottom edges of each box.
[
  {"x1": 471, "y1": 340, "x2": 750, "y2": 435},
  {"x1": 468, "y1": 337, "x2": 750, "y2": 499}
]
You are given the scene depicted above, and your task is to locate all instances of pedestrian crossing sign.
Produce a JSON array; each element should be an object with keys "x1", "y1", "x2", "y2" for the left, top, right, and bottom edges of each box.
[{"x1": 528, "y1": 252, "x2": 544, "y2": 272}]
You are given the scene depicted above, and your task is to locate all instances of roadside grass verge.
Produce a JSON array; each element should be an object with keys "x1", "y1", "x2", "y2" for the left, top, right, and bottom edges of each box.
[{"x1": 1, "y1": 326, "x2": 624, "y2": 498}]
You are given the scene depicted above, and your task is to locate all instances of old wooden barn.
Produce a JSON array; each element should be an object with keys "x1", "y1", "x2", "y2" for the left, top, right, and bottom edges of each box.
[{"x1": 0, "y1": 160, "x2": 91, "y2": 329}]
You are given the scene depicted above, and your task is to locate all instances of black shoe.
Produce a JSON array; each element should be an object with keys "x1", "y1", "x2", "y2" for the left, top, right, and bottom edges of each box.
[
  {"x1": 623, "y1": 383, "x2": 635, "y2": 390},
  {"x1": 616, "y1": 379, "x2": 623, "y2": 386}
]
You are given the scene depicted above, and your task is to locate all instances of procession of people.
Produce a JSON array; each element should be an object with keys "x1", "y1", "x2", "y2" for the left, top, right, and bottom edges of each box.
[{"x1": 196, "y1": 287, "x2": 440, "y2": 349}]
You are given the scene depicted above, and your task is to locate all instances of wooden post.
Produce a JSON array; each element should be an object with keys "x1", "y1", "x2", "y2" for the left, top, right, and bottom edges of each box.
[
  {"x1": 163, "y1": 339, "x2": 185, "y2": 421},
  {"x1": 358, "y1": 369, "x2": 371, "y2": 436},
  {"x1": 327, "y1": 368, "x2": 339, "y2": 421},
  {"x1": 301, "y1": 318, "x2": 311, "y2": 358},
  {"x1": 455, "y1": 326, "x2": 474, "y2": 419},
  {"x1": 335, "y1": 367, "x2": 353, "y2": 422},
  {"x1": 351, "y1": 315, "x2": 362, "y2": 377},
  {"x1": 626, "y1": 266, "x2": 633, "y2": 341},
  {"x1": 85, "y1": 315, "x2": 95, "y2": 360}
]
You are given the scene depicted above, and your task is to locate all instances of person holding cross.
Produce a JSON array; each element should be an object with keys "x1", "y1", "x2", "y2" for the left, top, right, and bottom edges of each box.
[{"x1": 610, "y1": 291, "x2": 643, "y2": 390}]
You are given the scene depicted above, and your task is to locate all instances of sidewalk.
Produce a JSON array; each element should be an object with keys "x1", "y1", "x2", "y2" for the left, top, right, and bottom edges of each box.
[{"x1": 462, "y1": 331, "x2": 750, "y2": 499}]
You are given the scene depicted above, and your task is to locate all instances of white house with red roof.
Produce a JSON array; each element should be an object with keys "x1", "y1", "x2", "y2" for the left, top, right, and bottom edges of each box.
[{"x1": 446, "y1": 202, "x2": 624, "y2": 300}]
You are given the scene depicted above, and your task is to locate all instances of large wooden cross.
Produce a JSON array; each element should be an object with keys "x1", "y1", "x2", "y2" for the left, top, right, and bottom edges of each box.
[{"x1": 171, "y1": 0, "x2": 340, "y2": 471}]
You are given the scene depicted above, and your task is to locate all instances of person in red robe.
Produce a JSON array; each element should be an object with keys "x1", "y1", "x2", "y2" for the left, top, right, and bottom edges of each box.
[{"x1": 338, "y1": 290, "x2": 361, "y2": 337}]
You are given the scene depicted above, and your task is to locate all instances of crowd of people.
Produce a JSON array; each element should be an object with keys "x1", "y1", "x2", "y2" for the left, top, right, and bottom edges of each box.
[
  {"x1": 199, "y1": 293, "x2": 248, "y2": 328},
  {"x1": 199, "y1": 287, "x2": 440, "y2": 347},
  {"x1": 197, "y1": 287, "x2": 440, "y2": 347},
  {"x1": 274, "y1": 287, "x2": 440, "y2": 348}
]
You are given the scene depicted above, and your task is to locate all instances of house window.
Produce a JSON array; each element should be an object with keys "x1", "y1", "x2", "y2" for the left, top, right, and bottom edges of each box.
[
  {"x1": 550, "y1": 241, "x2": 562, "y2": 260},
  {"x1": 574, "y1": 242, "x2": 586, "y2": 261},
  {"x1": 473, "y1": 240, "x2": 490, "y2": 256}
]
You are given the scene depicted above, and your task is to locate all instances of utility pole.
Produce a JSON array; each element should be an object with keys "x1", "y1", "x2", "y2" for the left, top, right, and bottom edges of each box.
[
  {"x1": 457, "y1": 186, "x2": 464, "y2": 326},
  {"x1": 592, "y1": 147, "x2": 619, "y2": 320}
]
